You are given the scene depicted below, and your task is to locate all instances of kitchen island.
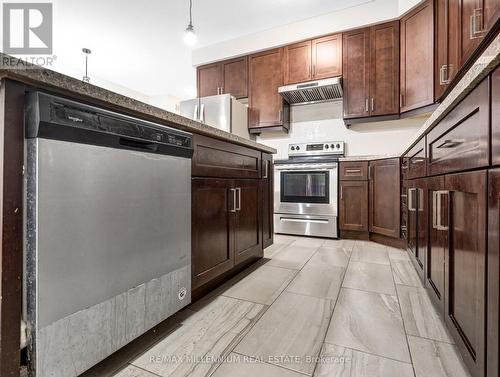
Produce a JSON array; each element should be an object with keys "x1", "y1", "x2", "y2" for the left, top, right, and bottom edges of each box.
[{"x1": 0, "y1": 55, "x2": 275, "y2": 377}]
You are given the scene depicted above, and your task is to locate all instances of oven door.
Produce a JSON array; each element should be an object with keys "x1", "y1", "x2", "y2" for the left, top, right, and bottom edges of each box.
[{"x1": 274, "y1": 163, "x2": 337, "y2": 216}]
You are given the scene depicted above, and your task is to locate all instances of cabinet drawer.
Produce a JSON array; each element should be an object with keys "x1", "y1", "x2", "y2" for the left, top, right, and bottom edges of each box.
[
  {"x1": 427, "y1": 77, "x2": 490, "y2": 176},
  {"x1": 405, "y1": 137, "x2": 427, "y2": 179},
  {"x1": 340, "y1": 161, "x2": 368, "y2": 180},
  {"x1": 192, "y1": 134, "x2": 261, "y2": 178}
]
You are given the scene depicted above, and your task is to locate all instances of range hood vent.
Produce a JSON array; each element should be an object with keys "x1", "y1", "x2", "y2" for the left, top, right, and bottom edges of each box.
[{"x1": 278, "y1": 77, "x2": 342, "y2": 105}]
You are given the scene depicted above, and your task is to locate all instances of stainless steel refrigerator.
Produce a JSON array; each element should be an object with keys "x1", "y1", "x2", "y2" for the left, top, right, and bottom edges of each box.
[{"x1": 180, "y1": 93, "x2": 252, "y2": 140}]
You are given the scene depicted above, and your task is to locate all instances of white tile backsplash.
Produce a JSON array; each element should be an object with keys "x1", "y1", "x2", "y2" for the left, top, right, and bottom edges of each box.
[{"x1": 256, "y1": 101, "x2": 427, "y2": 159}]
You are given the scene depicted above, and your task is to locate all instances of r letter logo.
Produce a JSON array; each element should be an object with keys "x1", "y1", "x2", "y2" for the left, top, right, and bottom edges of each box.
[{"x1": 3, "y1": 3, "x2": 53, "y2": 54}]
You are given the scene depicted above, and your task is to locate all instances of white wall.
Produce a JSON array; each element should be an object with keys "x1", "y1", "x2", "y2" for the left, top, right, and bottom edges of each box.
[
  {"x1": 256, "y1": 101, "x2": 426, "y2": 159},
  {"x1": 192, "y1": 0, "x2": 424, "y2": 66}
]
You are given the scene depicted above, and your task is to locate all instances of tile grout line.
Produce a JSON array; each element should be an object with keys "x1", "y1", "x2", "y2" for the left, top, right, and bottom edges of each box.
[
  {"x1": 309, "y1": 239, "x2": 356, "y2": 376},
  {"x1": 322, "y1": 339, "x2": 414, "y2": 365},
  {"x1": 389, "y1": 250, "x2": 418, "y2": 377},
  {"x1": 208, "y1": 237, "x2": 330, "y2": 377}
]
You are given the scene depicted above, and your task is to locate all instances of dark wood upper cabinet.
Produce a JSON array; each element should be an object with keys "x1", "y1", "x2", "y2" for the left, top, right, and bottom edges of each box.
[
  {"x1": 487, "y1": 168, "x2": 500, "y2": 377},
  {"x1": 339, "y1": 180, "x2": 369, "y2": 232},
  {"x1": 444, "y1": 170, "x2": 487, "y2": 377},
  {"x1": 343, "y1": 28, "x2": 371, "y2": 118},
  {"x1": 400, "y1": 0, "x2": 434, "y2": 112},
  {"x1": 435, "y1": 0, "x2": 460, "y2": 100},
  {"x1": 248, "y1": 48, "x2": 289, "y2": 132},
  {"x1": 369, "y1": 158, "x2": 401, "y2": 238},
  {"x1": 284, "y1": 40, "x2": 312, "y2": 85},
  {"x1": 197, "y1": 63, "x2": 221, "y2": 98},
  {"x1": 370, "y1": 21, "x2": 400, "y2": 116},
  {"x1": 221, "y1": 57, "x2": 248, "y2": 99},
  {"x1": 491, "y1": 66, "x2": 500, "y2": 165},
  {"x1": 197, "y1": 57, "x2": 248, "y2": 99},
  {"x1": 343, "y1": 22, "x2": 399, "y2": 118},
  {"x1": 483, "y1": 0, "x2": 500, "y2": 31},
  {"x1": 312, "y1": 34, "x2": 342, "y2": 79}
]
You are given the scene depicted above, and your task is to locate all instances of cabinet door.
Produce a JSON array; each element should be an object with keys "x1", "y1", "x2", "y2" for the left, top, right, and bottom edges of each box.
[
  {"x1": 343, "y1": 28, "x2": 370, "y2": 118},
  {"x1": 406, "y1": 182, "x2": 426, "y2": 280},
  {"x1": 370, "y1": 21, "x2": 400, "y2": 116},
  {"x1": 233, "y1": 180, "x2": 262, "y2": 265},
  {"x1": 262, "y1": 154, "x2": 274, "y2": 249},
  {"x1": 248, "y1": 49, "x2": 287, "y2": 129},
  {"x1": 369, "y1": 158, "x2": 401, "y2": 238},
  {"x1": 491, "y1": 66, "x2": 500, "y2": 165},
  {"x1": 461, "y1": 0, "x2": 483, "y2": 65},
  {"x1": 221, "y1": 56, "x2": 248, "y2": 99},
  {"x1": 284, "y1": 41, "x2": 312, "y2": 85},
  {"x1": 400, "y1": 0, "x2": 434, "y2": 112},
  {"x1": 192, "y1": 179, "x2": 234, "y2": 289},
  {"x1": 444, "y1": 170, "x2": 487, "y2": 377},
  {"x1": 435, "y1": 0, "x2": 461, "y2": 100},
  {"x1": 197, "y1": 63, "x2": 221, "y2": 97},
  {"x1": 426, "y1": 175, "x2": 447, "y2": 314},
  {"x1": 487, "y1": 169, "x2": 500, "y2": 377},
  {"x1": 312, "y1": 34, "x2": 342, "y2": 79},
  {"x1": 339, "y1": 180, "x2": 368, "y2": 231},
  {"x1": 483, "y1": 0, "x2": 500, "y2": 31}
]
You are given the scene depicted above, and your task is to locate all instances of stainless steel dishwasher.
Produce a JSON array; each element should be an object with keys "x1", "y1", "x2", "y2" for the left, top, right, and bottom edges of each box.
[{"x1": 24, "y1": 92, "x2": 193, "y2": 377}]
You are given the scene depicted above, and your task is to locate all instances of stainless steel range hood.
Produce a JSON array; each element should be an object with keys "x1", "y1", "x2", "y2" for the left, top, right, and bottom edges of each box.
[{"x1": 278, "y1": 77, "x2": 342, "y2": 105}]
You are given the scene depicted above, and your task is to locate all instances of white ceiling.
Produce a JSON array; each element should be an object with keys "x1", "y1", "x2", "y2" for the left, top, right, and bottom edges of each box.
[{"x1": 26, "y1": 0, "x2": 373, "y2": 101}]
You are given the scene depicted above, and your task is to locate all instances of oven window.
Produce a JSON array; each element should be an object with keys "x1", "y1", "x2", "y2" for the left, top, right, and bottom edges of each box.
[{"x1": 280, "y1": 171, "x2": 330, "y2": 204}]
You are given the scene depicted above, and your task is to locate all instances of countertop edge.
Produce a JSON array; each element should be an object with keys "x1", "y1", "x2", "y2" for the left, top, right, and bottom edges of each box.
[{"x1": 0, "y1": 61, "x2": 276, "y2": 155}]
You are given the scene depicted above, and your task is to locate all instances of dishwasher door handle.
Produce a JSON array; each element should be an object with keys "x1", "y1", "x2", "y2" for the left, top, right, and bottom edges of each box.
[{"x1": 119, "y1": 137, "x2": 159, "y2": 152}]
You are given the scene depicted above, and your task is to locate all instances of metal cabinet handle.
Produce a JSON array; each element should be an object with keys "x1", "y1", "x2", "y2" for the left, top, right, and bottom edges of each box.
[
  {"x1": 371, "y1": 98, "x2": 374, "y2": 112},
  {"x1": 220, "y1": 86, "x2": 224, "y2": 94},
  {"x1": 263, "y1": 160, "x2": 269, "y2": 179},
  {"x1": 229, "y1": 188, "x2": 237, "y2": 212},
  {"x1": 345, "y1": 169, "x2": 361, "y2": 174},
  {"x1": 278, "y1": 110, "x2": 283, "y2": 123},
  {"x1": 365, "y1": 98, "x2": 369, "y2": 112},
  {"x1": 340, "y1": 185, "x2": 343, "y2": 200},
  {"x1": 312, "y1": 64, "x2": 316, "y2": 77},
  {"x1": 408, "y1": 188, "x2": 415, "y2": 211},
  {"x1": 400, "y1": 94, "x2": 404, "y2": 108},
  {"x1": 236, "y1": 188, "x2": 241, "y2": 211},
  {"x1": 470, "y1": 8, "x2": 484, "y2": 39},
  {"x1": 432, "y1": 190, "x2": 449, "y2": 230}
]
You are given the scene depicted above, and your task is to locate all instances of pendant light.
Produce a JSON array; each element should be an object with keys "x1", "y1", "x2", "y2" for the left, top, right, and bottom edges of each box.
[
  {"x1": 184, "y1": 0, "x2": 197, "y2": 46},
  {"x1": 82, "y1": 48, "x2": 91, "y2": 83}
]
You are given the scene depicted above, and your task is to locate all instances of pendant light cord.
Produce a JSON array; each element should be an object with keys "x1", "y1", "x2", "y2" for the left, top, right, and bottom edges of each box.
[{"x1": 189, "y1": 0, "x2": 193, "y2": 26}]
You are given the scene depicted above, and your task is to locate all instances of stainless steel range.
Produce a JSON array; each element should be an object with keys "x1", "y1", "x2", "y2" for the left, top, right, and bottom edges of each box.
[{"x1": 274, "y1": 141, "x2": 344, "y2": 238}]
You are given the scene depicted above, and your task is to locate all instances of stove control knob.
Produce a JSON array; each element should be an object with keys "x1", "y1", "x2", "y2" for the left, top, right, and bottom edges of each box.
[
  {"x1": 291, "y1": 146, "x2": 295, "y2": 151},
  {"x1": 330, "y1": 144, "x2": 335, "y2": 149},
  {"x1": 336, "y1": 143, "x2": 341, "y2": 149},
  {"x1": 296, "y1": 146, "x2": 300, "y2": 151}
]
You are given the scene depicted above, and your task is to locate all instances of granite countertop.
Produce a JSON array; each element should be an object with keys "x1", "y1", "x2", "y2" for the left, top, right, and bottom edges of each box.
[
  {"x1": 339, "y1": 154, "x2": 401, "y2": 162},
  {"x1": 0, "y1": 54, "x2": 276, "y2": 154}
]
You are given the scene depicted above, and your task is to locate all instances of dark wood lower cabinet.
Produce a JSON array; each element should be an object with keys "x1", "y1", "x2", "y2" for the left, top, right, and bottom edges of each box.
[
  {"x1": 339, "y1": 180, "x2": 368, "y2": 231},
  {"x1": 369, "y1": 158, "x2": 401, "y2": 238},
  {"x1": 262, "y1": 154, "x2": 274, "y2": 249},
  {"x1": 425, "y1": 175, "x2": 447, "y2": 315},
  {"x1": 444, "y1": 170, "x2": 487, "y2": 377},
  {"x1": 233, "y1": 180, "x2": 262, "y2": 265},
  {"x1": 192, "y1": 177, "x2": 263, "y2": 290},
  {"x1": 192, "y1": 179, "x2": 234, "y2": 289},
  {"x1": 488, "y1": 169, "x2": 500, "y2": 377},
  {"x1": 405, "y1": 179, "x2": 427, "y2": 281}
]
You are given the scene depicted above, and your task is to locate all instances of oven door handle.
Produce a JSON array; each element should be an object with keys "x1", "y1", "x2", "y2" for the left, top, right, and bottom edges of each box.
[
  {"x1": 275, "y1": 167, "x2": 337, "y2": 172},
  {"x1": 279, "y1": 217, "x2": 330, "y2": 224}
]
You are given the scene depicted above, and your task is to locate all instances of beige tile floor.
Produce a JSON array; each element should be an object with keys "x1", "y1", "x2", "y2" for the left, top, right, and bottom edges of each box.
[{"x1": 108, "y1": 235, "x2": 471, "y2": 377}]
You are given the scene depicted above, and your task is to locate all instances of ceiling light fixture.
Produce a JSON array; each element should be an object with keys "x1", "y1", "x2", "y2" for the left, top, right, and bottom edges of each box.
[{"x1": 184, "y1": 0, "x2": 197, "y2": 46}]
